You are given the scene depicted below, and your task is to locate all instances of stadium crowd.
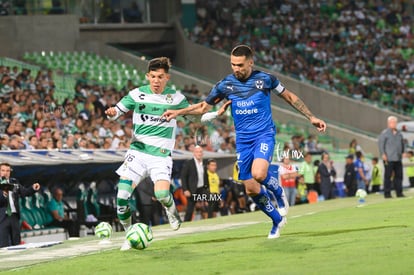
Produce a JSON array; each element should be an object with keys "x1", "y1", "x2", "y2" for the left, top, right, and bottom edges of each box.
[
  {"x1": 189, "y1": 0, "x2": 414, "y2": 114},
  {"x1": 0, "y1": 65, "x2": 236, "y2": 153}
]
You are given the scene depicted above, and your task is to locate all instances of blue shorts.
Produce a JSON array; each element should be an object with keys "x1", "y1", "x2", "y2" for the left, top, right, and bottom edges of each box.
[{"x1": 236, "y1": 133, "x2": 275, "y2": 180}]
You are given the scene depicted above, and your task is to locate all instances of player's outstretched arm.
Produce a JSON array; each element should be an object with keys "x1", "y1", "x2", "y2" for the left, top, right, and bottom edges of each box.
[
  {"x1": 163, "y1": 101, "x2": 213, "y2": 121},
  {"x1": 201, "y1": 100, "x2": 232, "y2": 122},
  {"x1": 105, "y1": 107, "x2": 117, "y2": 117},
  {"x1": 280, "y1": 89, "x2": 326, "y2": 132},
  {"x1": 105, "y1": 107, "x2": 120, "y2": 121}
]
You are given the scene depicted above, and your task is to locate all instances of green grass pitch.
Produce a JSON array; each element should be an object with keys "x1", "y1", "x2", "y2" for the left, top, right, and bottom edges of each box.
[{"x1": 1, "y1": 190, "x2": 413, "y2": 275}]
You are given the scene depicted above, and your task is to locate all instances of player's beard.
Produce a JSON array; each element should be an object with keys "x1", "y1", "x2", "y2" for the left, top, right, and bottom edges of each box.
[
  {"x1": 234, "y1": 70, "x2": 250, "y2": 81},
  {"x1": 234, "y1": 72, "x2": 245, "y2": 80}
]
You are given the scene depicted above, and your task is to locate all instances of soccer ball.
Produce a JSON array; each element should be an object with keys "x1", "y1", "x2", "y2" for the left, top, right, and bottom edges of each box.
[
  {"x1": 126, "y1": 223, "x2": 153, "y2": 250},
  {"x1": 355, "y1": 189, "x2": 367, "y2": 202},
  {"x1": 94, "y1": 222, "x2": 112, "y2": 239}
]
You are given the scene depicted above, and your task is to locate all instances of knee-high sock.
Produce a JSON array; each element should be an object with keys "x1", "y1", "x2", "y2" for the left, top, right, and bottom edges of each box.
[
  {"x1": 117, "y1": 179, "x2": 133, "y2": 231},
  {"x1": 155, "y1": 190, "x2": 178, "y2": 216},
  {"x1": 261, "y1": 172, "x2": 285, "y2": 208},
  {"x1": 251, "y1": 186, "x2": 282, "y2": 225}
]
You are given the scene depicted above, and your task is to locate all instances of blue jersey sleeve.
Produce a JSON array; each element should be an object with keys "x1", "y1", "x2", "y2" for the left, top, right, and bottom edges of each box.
[{"x1": 205, "y1": 80, "x2": 227, "y2": 105}]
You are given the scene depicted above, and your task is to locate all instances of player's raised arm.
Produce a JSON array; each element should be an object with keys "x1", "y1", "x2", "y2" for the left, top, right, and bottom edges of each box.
[
  {"x1": 105, "y1": 107, "x2": 117, "y2": 117},
  {"x1": 279, "y1": 89, "x2": 327, "y2": 132},
  {"x1": 105, "y1": 106, "x2": 125, "y2": 121},
  {"x1": 201, "y1": 100, "x2": 232, "y2": 122},
  {"x1": 162, "y1": 101, "x2": 213, "y2": 121}
]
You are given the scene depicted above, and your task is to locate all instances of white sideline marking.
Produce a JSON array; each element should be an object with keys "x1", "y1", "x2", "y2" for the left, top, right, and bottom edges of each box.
[
  {"x1": 0, "y1": 221, "x2": 261, "y2": 269},
  {"x1": 290, "y1": 212, "x2": 316, "y2": 219}
]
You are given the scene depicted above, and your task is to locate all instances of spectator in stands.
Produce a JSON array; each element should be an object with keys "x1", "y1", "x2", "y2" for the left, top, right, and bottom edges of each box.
[
  {"x1": 45, "y1": 187, "x2": 80, "y2": 237},
  {"x1": 181, "y1": 145, "x2": 208, "y2": 221},
  {"x1": 217, "y1": 141, "x2": 231, "y2": 154},
  {"x1": 99, "y1": 119, "x2": 112, "y2": 138},
  {"x1": 38, "y1": 136, "x2": 49, "y2": 150},
  {"x1": 305, "y1": 135, "x2": 321, "y2": 154},
  {"x1": 9, "y1": 134, "x2": 25, "y2": 150},
  {"x1": 191, "y1": 1, "x2": 414, "y2": 116},
  {"x1": 344, "y1": 154, "x2": 357, "y2": 197},
  {"x1": 349, "y1": 138, "x2": 364, "y2": 155},
  {"x1": 0, "y1": 134, "x2": 10, "y2": 150},
  {"x1": 318, "y1": 152, "x2": 336, "y2": 200},
  {"x1": 378, "y1": 116, "x2": 405, "y2": 198},
  {"x1": 63, "y1": 134, "x2": 76, "y2": 149},
  {"x1": 0, "y1": 162, "x2": 41, "y2": 248},
  {"x1": 0, "y1": 63, "x2": 234, "y2": 154},
  {"x1": 279, "y1": 157, "x2": 298, "y2": 207},
  {"x1": 26, "y1": 135, "x2": 39, "y2": 150}
]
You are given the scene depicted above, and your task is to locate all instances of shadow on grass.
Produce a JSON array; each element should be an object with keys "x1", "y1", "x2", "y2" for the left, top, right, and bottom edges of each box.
[
  {"x1": 286, "y1": 225, "x2": 407, "y2": 237},
  {"x1": 175, "y1": 234, "x2": 265, "y2": 245}
]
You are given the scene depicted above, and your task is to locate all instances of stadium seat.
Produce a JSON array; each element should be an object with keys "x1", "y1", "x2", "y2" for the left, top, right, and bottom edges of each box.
[
  {"x1": 19, "y1": 198, "x2": 37, "y2": 228},
  {"x1": 32, "y1": 192, "x2": 49, "y2": 227}
]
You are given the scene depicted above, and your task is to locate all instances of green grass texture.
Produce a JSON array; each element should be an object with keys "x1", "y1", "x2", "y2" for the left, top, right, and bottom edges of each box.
[{"x1": 1, "y1": 190, "x2": 413, "y2": 275}]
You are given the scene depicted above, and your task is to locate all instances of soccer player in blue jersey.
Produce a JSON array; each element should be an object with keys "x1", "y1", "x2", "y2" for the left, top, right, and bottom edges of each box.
[{"x1": 163, "y1": 45, "x2": 326, "y2": 238}]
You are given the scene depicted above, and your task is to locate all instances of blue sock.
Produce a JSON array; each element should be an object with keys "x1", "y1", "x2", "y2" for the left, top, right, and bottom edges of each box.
[
  {"x1": 261, "y1": 172, "x2": 285, "y2": 208},
  {"x1": 252, "y1": 186, "x2": 282, "y2": 225}
]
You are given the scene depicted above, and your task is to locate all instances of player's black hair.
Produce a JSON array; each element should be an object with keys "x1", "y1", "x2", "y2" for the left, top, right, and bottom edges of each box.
[
  {"x1": 372, "y1": 157, "x2": 379, "y2": 162},
  {"x1": 231, "y1": 45, "x2": 254, "y2": 59},
  {"x1": 147, "y1": 57, "x2": 171, "y2": 73}
]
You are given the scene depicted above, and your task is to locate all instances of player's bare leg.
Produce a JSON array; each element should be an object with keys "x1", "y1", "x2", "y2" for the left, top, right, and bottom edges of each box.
[{"x1": 154, "y1": 180, "x2": 181, "y2": 230}]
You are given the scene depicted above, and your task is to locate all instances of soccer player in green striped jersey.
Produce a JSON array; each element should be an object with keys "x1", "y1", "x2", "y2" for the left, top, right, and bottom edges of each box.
[{"x1": 105, "y1": 57, "x2": 189, "y2": 250}]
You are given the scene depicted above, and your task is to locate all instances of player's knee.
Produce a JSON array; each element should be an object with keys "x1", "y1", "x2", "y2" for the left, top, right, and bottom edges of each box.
[{"x1": 251, "y1": 170, "x2": 267, "y2": 183}]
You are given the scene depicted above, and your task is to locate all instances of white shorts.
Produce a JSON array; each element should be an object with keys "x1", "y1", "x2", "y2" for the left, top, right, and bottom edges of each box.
[{"x1": 116, "y1": 149, "x2": 172, "y2": 184}]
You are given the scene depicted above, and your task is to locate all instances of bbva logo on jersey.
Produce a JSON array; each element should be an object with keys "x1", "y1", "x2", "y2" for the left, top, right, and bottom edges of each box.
[{"x1": 255, "y1": 80, "x2": 264, "y2": 89}]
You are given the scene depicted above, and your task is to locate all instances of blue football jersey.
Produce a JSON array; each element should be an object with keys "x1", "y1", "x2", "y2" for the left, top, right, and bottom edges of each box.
[{"x1": 205, "y1": 70, "x2": 285, "y2": 139}]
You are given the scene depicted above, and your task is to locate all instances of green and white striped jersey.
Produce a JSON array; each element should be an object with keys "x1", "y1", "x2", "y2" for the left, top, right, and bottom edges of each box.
[{"x1": 116, "y1": 85, "x2": 189, "y2": 157}]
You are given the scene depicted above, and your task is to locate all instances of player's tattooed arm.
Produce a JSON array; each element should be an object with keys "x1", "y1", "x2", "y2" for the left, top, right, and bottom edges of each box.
[
  {"x1": 280, "y1": 89, "x2": 326, "y2": 132},
  {"x1": 280, "y1": 89, "x2": 314, "y2": 120},
  {"x1": 292, "y1": 98, "x2": 314, "y2": 120}
]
